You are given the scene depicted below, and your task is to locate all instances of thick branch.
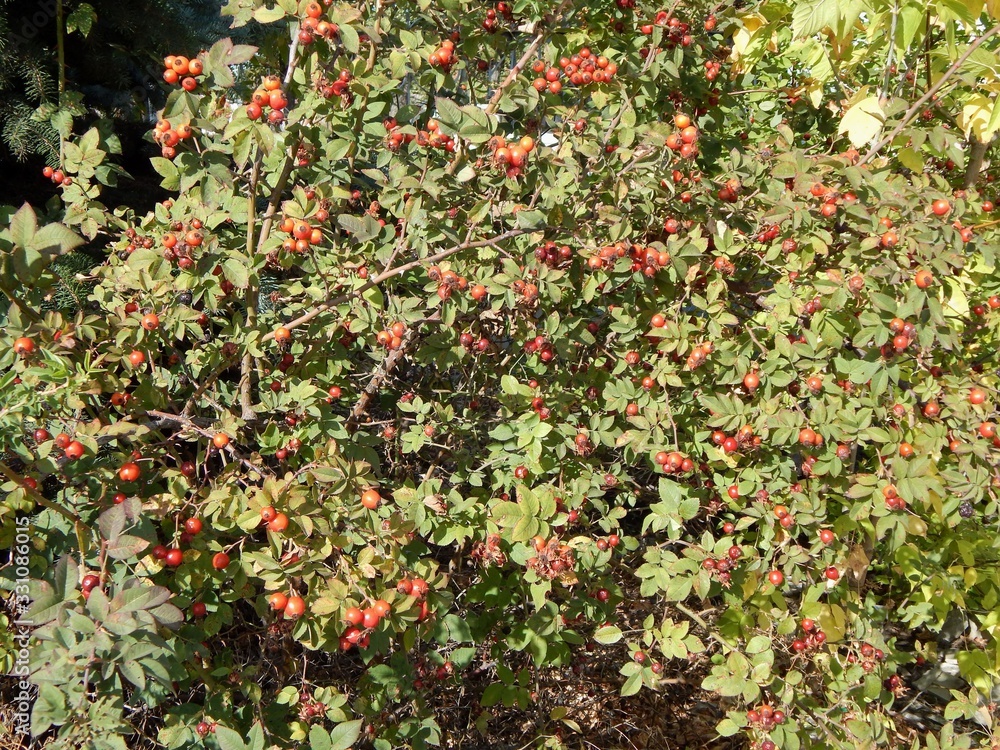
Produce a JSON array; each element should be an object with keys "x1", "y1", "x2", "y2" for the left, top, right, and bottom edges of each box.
[
  {"x1": 860, "y1": 24, "x2": 1000, "y2": 165},
  {"x1": 241, "y1": 156, "x2": 262, "y2": 421},
  {"x1": 963, "y1": 138, "x2": 990, "y2": 189}
]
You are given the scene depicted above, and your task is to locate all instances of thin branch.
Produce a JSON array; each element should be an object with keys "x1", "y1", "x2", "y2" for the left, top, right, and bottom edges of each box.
[
  {"x1": 254, "y1": 145, "x2": 300, "y2": 256},
  {"x1": 0, "y1": 460, "x2": 78, "y2": 525},
  {"x1": 347, "y1": 309, "x2": 442, "y2": 429},
  {"x1": 145, "y1": 410, "x2": 269, "y2": 478},
  {"x1": 879, "y1": 0, "x2": 899, "y2": 103},
  {"x1": 860, "y1": 24, "x2": 1000, "y2": 165},
  {"x1": 262, "y1": 228, "x2": 532, "y2": 341},
  {"x1": 484, "y1": 0, "x2": 573, "y2": 116}
]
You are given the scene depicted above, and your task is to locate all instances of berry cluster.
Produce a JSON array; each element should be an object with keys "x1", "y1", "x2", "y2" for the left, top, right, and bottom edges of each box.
[
  {"x1": 882, "y1": 316, "x2": 917, "y2": 355},
  {"x1": 119, "y1": 226, "x2": 154, "y2": 256},
  {"x1": 973, "y1": 293, "x2": 1000, "y2": 315},
  {"x1": 266, "y1": 589, "x2": 306, "y2": 618},
  {"x1": 523, "y1": 334, "x2": 554, "y2": 361},
  {"x1": 511, "y1": 279, "x2": 538, "y2": 305},
  {"x1": 411, "y1": 657, "x2": 455, "y2": 690},
  {"x1": 161, "y1": 219, "x2": 206, "y2": 270},
  {"x1": 701, "y1": 545, "x2": 742, "y2": 587},
  {"x1": 664, "y1": 113, "x2": 699, "y2": 158},
  {"x1": 755, "y1": 222, "x2": 782, "y2": 244},
  {"x1": 487, "y1": 134, "x2": 535, "y2": 179},
  {"x1": 712, "y1": 256, "x2": 735, "y2": 275},
  {"x1": 416, "y1": 119, "x2": 456, "y2": 151},
  {"x1": 797, "y1": 426, "x2": 823, "y2": 448},
  {"x1": 296, "y1": 690, "x2": 328, "y2": 722},
  {"x1": 428, "y1": 39, "x2": 457, "y2": 70},
  {"x1": 278, "y1": 210, "x2": 328, "y2": 254},
  {"x1": 684, "y1": 341, "x2": 713, "y2": 370},
  {"x1": 711, "y1": 425, "x2": 761, "y2": 454},
  {"x1": 376, "y1": 322, "x2": 407, "y2": 351},
  {"x1": 194, "y1": 722, "x2": 217, "y2": 737},
  {"x1": 383, "y1": 117, "x2": 414, "y2": 151},
  {"x1": 746, "y1": 703, "x2": 786, "y2": 730},
  {"x1": 844, "y1": 640, "x2": 887, "y2": 672},
  {"x1": 427, "y1": 265, "x2": 469, "y2": 300},
  {"x1": 530, "y1": 394, "x2": 551, "y2": 421},
  {"x1": 881, "y1": 484, "x2": 907, "y2": 511},
  {"x1": 533, "y1": 240, "x2": 573, "y2": 269},
  {"x1": 41, "y1": 165, "x2": 71, "y2": 186},
  {"x1": 152, "y1": 118, "x2": 194, "y2": 160},
  {"x1": 482, "y1": 1, "x2": 512, "y2": 32},
  {"x1": 297, "y1": 0, "x2": 339, "y2": 45},
  {"x1": 247, "y1": 76, "x2": 289, "y2": 125},
  {"x1": 640, "y1": 13, "x2": 694, "y2": 47},
  {"x1": 162, "y1": 54, "x2": 204, "y2": 90},
  {"x1": 790, "y1": 618, "x2": 827, "y2": 654},
  {"x1": 318, "y1": 69, "x2": 353, "y2": 102},
  {"x1": 458, "y1": 331, "x2": 491, "y2": 353},
  {"x1": 526, "y1": 536, "x2": 575, "y2": 580},
  {"x1": 587, "y1": 242, "x2": 670, "y2": 275},
  {"x1": 530, "y1": 48, "x2": 618, "y2": 95},
  {"x1": 470, "y1": 533, "x2": 507, "y2": 568},
  {"x1": 704, "y1": 58, "x2": 723, "y2": 81},
  {"x1": 653, "y1": 450, "x2": 695, "y2": 473}
]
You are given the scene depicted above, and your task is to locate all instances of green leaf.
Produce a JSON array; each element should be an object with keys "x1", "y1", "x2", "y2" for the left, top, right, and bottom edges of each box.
[
  {"x1": 621, "y1": 670, "x2": 644, "y2": 696},
  {"x1": 309, "y1": 725, "x2": 332, "y2": 750},
  {"x1": 515, "y1": 210, "x2": 545, "y2": 229},
  {"x1": 337, "y1": 214, "x2": 381, "y2": 243},
  {"x1": 8, "y1": 203, "x2": 37, "y2": 247},
  {"x1": 66, "y1": 3, "x2": 97, "y2": 36},
  {"x1": 106, "y1": 534, "x2": 150, "y2": 560},
  {"x1": 254, "y1": 6, "x2": 287, "y2": 23},
  {"x1": 222, "y1": 257, "x2": 251, "y2": 289},
  {"x1": 98, "y1": 504, "x2": 126, "y2": 543},
  {"x1": 31, "y1": 684, "x2": 68, "y2": 735},
  {"x1": 214, "y1": 726, "x2": 248, "y2": 750},
  {"x1": 151, "y1": 157, "x2": 180, "y2": 190},
  {"x1": 434, "y1": 97, "x2": 464, "y2": 135},
  {"x1": 717, "y1": 718, "x2": 742, "y2": 736},
  {"x1": 328, "y1": 720, "x2": 363, "y2": 750},
  {"x1": 339, "y1": 24, "x2": 360, "y2": 54},
  {"x1": 791, "y1": 0, "x2": 840, "y2": 38},
  {"x1": 593, "y1": 625, "x2": 623, "y2": 644}
]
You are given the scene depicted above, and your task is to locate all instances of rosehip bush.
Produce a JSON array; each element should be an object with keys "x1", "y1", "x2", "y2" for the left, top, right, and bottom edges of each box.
[{"x1": 3, "y1": 0, "x2": 1000, "y2": 749}]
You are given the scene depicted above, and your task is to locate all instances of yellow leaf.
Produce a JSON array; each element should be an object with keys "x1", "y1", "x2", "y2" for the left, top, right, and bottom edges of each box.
[
  {"x1": 988, "y1": 0, "x2": 1000, "y2": 19},
  {"x1": 732, "y1": 13, "x2": 767, "y2": 59},
  {"x1": 957, "y1": 93, "x2": 997, "y2": 142},
  {"x1": 837, "y1": 95, "x2": 884, "y2": 147},
  {"x1": 805, "y1": 79, "x2": 825, "y2": 107}
]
